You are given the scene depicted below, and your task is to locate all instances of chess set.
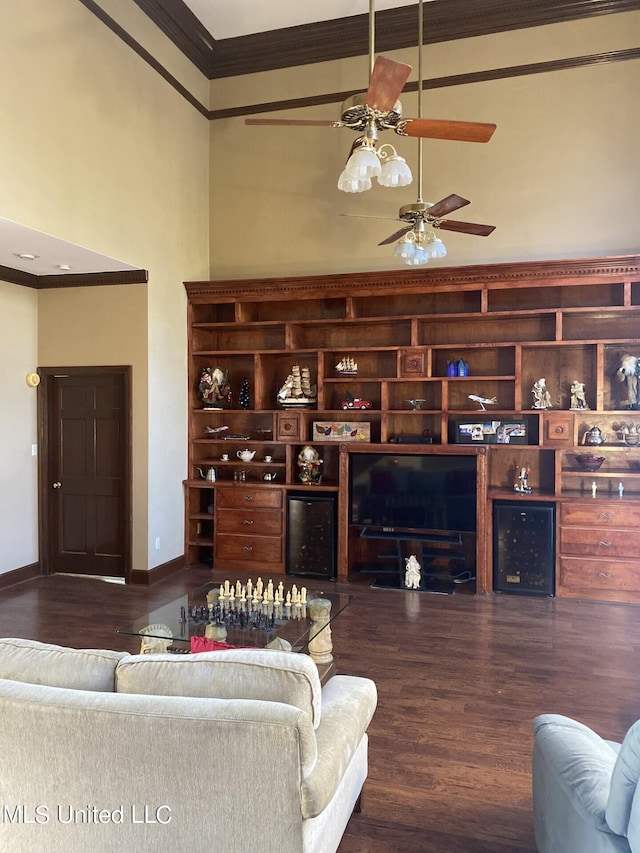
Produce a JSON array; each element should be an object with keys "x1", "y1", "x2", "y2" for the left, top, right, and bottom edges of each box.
[{"x1": 181, "y1": 578, "x2": 311, "y2": 636}]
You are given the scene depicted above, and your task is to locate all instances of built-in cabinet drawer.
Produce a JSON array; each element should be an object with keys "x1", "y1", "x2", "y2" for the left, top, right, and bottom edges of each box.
[
  {"x1": 216, "y1": 508, "x2": 282, "y2": 536},
  {"x1": 560, "y1": 502, "x2": 638, "y2": 528},
  {"x1": 559, "y1": 526, "x2": 640, "y2": 559},
  {"x1": 216, "y1": 486, "x2": 283, "y2": 510},
  {"x1": 559, "y1": 557, "x2": 639, "y2": 593},
  {"x1": 215, "y1": 534, "x2": 283, "y2": 564}
]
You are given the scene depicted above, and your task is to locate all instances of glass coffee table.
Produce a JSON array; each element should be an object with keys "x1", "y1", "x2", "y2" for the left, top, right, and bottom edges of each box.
[{"x1": 116, "y1": 581, "x2": 351, "y2": 682}]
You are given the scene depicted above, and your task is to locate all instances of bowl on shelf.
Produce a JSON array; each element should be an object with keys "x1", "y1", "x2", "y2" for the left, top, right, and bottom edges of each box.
[{"x1": 573, "y1": 454, "x2": 605, "y2": 472}]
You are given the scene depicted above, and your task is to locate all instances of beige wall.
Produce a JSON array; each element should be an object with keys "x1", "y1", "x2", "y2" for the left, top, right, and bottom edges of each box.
[
  {"x1": 0, "y1": 283, "x2": 39, "y2": 572},
  {"x1": 209, "y1": 12, "x2": 640, "y2": 278},
  {"x1": 0, "y1": 0, "x2": 209, "y2": 576}
]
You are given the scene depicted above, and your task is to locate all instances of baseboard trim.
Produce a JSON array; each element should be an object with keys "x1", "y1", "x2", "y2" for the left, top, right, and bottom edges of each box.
[
  {"x1": 0, "y1": 562, "x2": 41, "y2": 589},
  {"x1": 129, "y1": 554, "x2": 186, "y2": 585}
]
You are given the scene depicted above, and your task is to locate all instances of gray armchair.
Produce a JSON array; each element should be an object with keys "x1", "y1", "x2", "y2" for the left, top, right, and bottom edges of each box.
[{"x1": 532, "y1": 714, "x2": 640, "y2": 853}]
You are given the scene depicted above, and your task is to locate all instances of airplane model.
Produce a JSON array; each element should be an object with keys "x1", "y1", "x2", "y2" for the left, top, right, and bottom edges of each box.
[
  {"x1": 468, "y1": 394, "x2": 498, "y2": 411},
  {"x1": 406, "y1": 399, "x2": 427, "y2": 410}
]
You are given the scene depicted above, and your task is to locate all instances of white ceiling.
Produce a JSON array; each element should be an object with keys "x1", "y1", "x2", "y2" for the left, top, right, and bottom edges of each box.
[
  {"x1": 182, "y1": 0, "x2": 420, "y2": 40},
  {"x1": 0, "y1": 217, "x2": 138, "y2": 277}
]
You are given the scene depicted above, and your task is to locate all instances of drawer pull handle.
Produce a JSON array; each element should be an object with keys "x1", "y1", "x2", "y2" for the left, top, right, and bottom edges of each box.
[
  {"x1": 597, "y1": 571, "x2": 612, "y2": 579},
  {"x1": 598, "y1": 540, "x2": 612, "y2": 548},
  {"x1": 598, "y1": 512, "x2": 612, "y2": 519},
  {"x1": 243, "y1": 495, "x2": 254, "y2": 502},
  {"x1": 243, "y1": 519, "x2": 254, "y2": 525},
  {"x1": 242, "y1": 545, "x2": 253, "y2": 552},
  {"x1": 554, "y1": 427, "x2": 564, "y2": 435}
]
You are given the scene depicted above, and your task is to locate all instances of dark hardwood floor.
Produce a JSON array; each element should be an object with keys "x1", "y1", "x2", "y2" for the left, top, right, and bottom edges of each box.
[{"x1": 1, "y1": 567, "x2": 638, "y2": 852}]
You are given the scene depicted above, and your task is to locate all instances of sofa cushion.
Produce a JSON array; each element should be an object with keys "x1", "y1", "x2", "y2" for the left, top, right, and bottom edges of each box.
[
  {"x1": 0, "y1": 637, "x2": 128, "y2": 692},
  {"x1": 115, "y1": 648, "x2": 322, "y2": 727},
  {"x1": 607, "y1": 719, "x2": 640, "y2": 836}
]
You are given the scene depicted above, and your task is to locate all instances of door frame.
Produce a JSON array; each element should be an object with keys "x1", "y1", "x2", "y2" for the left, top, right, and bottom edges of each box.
[{"x1": 37, "y1": 366, "x2": 133, "y2": 582}]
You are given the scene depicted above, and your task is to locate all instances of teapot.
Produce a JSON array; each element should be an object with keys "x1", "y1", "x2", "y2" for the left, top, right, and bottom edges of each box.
[
  {"x1": 237, "y1": 449, "x2": 256, "y2": 462},
  {"x1": 582, "y1": 425, "x2": 606, "y2": 446},
  {"x1": 262, "y1": 472, "x2": 277, "y2": 482},
  {"x1": 197, "y1": 466, "x2": 216, "y2": 482}
]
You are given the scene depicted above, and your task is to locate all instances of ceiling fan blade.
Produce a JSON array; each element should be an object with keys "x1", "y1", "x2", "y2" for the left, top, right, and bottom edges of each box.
[
  {"x1": 244, "y1": 118, "x2": 339, "y2": 127},
  {"x1": 427, "y1": 194, "x2": 471, "y2": 218},
  {"x1": 399, "y1": 118, "x2": 496, "y2": 143},
  {"x1": 364, "y1": 56, "x2": 412, "y2": 113},
  {"x1": 437, "y1": 219, "x2": 496, "y2": 236},
  {"x1": 378, "y1": 225, "x2": 412, "y2": 246}
]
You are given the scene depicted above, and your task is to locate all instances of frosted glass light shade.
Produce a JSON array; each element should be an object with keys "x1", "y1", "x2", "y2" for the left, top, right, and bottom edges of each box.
[
  {"x1": 344, "y1": 145, "x2": 381, "y2": 179},
  {"x1": 407, "y1": 245, "x2": 429, "y2": 266},
  {"x1": 393, "y1": 237, "x2": 416, "y2": 259},
  {"x1": 337, "y1": 170, "x2": 372, "y2": 193},
  {"x1": 378, "y1": 155, "x2": 412, "y2": 188},
  {"x1": 430, "y1": 237, "x2": 447, "y2": 258}
]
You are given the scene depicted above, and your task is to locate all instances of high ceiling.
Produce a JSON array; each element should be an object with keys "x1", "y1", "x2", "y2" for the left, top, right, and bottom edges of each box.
[
  {"x1": 133, "y1": 0, "x2": 640, "y2": 78},
  {"x1": 181, "y1": 0, "x2": 418, "y2": 40},
  {"x1": 4, "y1": 0, "x2": 638, "y2": 286}
]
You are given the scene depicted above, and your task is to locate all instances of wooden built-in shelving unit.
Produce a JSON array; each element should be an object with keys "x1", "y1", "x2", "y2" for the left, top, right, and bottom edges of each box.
[{"x1": 185, "y1": 255, "x2": 640, "y2": 603}]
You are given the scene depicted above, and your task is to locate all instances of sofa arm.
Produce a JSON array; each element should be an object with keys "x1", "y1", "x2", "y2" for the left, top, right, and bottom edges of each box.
[
  {"x1": 532, "y1": 714, "x2": 625, "y2": 853},
  {"x1": 301, "y1": 675, "x2": 377, "y2": 818}
]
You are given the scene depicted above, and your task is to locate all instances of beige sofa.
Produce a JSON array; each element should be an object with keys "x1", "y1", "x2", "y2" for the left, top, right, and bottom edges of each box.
[{"x1": 0, "y1": 638, "x2": 377, "y2": 853}]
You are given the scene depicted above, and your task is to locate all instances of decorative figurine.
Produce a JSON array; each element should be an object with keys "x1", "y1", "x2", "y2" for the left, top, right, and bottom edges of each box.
[
  {"x1": 514, "y1": 465, "x2": 532, "y2": 493},
  {"x1": 277, "y1": 365, "x2": 317, "y2": 408},
  {"x1": 570, "y1": 380, "x2": 589, "y2": 410},
  {"x1": 404, "y1": 555, "x2": 422, "y2": 590},
  {"x1": 199, "y1": 366, "x2": 230, "y2": 409},
  {"x1": 406, "y1": 399, "x2": 427, "y2": 410},
  {"x1": 468, "y1": 394, "x2": 497, "y2": 411},
  {"x1": 616, "y1": 354, "x2": 640, "y2": 408},
  {"x1": 335, "y1": 356, "x2": 358, "y2": 376},
  {"x1": 297, "y1": 445, "x2": 323, "y2": 485},
  {"x1": 532, "y1": 378, "x2": 552, "y2": 409}
]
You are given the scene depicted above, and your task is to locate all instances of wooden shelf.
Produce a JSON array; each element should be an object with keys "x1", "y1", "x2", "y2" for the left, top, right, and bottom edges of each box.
[{"x1": 185, "y1": 254, "x2": 640, "y2": 601}]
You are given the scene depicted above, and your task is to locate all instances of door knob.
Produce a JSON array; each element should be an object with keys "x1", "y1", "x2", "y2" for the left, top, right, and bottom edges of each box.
[{"x1": 52, "y1": 482, "x2": 62, "y2": 489}]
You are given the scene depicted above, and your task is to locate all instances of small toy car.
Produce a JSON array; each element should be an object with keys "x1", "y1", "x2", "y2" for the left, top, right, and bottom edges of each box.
[{"x1": 341, "y1": 398, "x2": 372, "y2": 410}]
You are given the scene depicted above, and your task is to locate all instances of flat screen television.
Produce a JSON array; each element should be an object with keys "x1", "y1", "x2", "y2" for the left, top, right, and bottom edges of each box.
[{"x1": 349, "y1": 452, "x2": 477, "y2": 534}]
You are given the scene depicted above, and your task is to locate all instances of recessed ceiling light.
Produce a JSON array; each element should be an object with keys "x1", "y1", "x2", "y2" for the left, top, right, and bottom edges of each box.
[{"x1": 14, "y1": 252, "x2": 39, "y2": 260}]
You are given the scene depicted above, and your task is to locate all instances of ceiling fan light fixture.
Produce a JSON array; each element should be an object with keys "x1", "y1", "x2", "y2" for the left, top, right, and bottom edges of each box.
[
  {"x1": 393, "y1": 234, "x2": 416, "y2": 259},
  {"x1": 407, "y1": 243, "x2": 429, "y2": 266},
  {"x1": 337, "y1": 171, "x2": 372, "y2": 193},
  {"x1": 423, "y1": 232, "x2": 447, "y2": 259},
  {"x1": 377, "y1": 144, "x2": 412, "y2": 188},
  {"x1": 344, "y1": 143, "x2": 381, "y2": 180}
]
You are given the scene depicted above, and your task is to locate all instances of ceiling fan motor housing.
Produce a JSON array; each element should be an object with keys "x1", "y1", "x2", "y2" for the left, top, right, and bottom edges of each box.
[{"x1": 340, "y1": 93, "x2": 403, "y2": 129}]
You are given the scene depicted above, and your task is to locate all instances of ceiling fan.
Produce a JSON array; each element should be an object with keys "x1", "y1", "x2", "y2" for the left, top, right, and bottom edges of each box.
[
  {"x1": 376, "y1": 0, "x2": 496, "y2": 264},
  {"x1": 245, "y1": 0, "x2": 496, "y2": 193}
]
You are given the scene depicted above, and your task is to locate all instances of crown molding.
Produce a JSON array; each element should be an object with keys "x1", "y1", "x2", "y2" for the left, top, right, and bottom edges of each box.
[{"x1": 133, "y1": 0, "x2": 640, "y2": 79}]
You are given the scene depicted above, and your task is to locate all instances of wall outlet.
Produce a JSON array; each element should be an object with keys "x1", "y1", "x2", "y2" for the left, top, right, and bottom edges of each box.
[
  {"x1": 31, "y1": 444, "x2": 37, "y2": 456},
  {"x1": 155, "y1": 537, "x2": 160, "y2": 550}
]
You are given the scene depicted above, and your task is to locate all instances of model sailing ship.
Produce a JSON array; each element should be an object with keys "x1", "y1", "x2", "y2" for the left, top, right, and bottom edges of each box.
[
  {"x1": 335, "y1": 356, "x2": 358, "y2": 376},
  {"x1": 277, "y1": 365, "x2": 317, "y2": 408}
]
